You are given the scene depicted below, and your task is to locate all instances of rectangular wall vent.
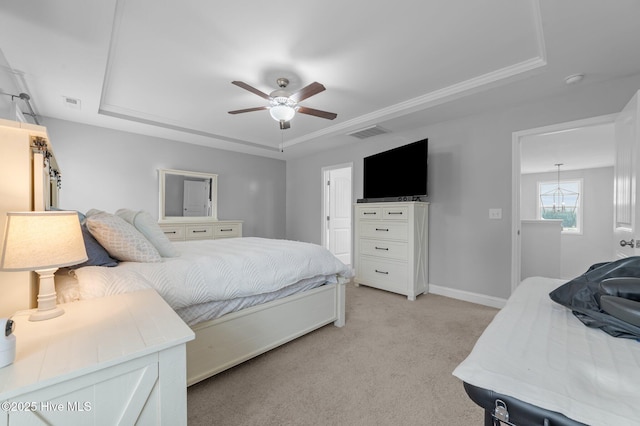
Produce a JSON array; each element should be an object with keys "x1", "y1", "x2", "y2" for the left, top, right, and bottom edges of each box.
[
  {"x1": 63, "y1": 96, "x2": 81, "y2": 109},
  {"x1": 347, "y1": 125, "x2": 389, "y2": 139}
]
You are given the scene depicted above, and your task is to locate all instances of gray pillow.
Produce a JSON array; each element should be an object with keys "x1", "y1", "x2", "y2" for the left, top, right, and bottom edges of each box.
[
  {"x1": 73, "y1": 225, "x2": 119, "y2": 268},
  {"x1": 86, "y1": 212, "x2": 162, "y2": 263},
  {"x1": 115, "y1": 209, "x2": 178, "y2": 258}
]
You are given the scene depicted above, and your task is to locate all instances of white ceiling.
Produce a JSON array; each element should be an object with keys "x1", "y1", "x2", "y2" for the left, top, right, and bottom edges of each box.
[
  {"x1": 1, "y1": 0, "x2": 640, "y2": 160},
  {"x1": 520, "y1": 122, "x2": 615, "y2": 174}
]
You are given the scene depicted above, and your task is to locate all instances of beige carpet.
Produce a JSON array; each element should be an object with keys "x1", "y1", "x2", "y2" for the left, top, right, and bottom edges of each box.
[{"x1": 187, "y1": 283, "x2": 498, "y2": 426}]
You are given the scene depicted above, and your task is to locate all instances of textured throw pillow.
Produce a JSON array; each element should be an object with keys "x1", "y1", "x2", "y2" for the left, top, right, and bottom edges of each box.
[
  {"x1": 86, "y1": 212, "x2": 162, "y2": 262},
  {"x1": 74, "y1": 224, "x2": 119, "y2": 268},
  {"x1": 85, "y1": 208, "x2": 105, "y2": 218},
  {"x1": 115, "y1": 209, "x2": 178, "y2": 257}
]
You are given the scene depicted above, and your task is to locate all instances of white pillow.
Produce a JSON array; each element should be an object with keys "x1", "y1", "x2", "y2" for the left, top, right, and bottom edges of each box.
[
  {"x1": 86, "y1": 212, "x2": 162, "y2": 263},
  {"x1": 115, "y1": 209, "x2": 178, "y2": 258}
]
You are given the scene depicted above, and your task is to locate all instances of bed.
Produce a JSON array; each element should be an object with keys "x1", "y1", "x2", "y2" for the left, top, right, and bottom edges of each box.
[
  {"x1": 56, "y1": 210, "x2": 352, "y2": 386},
  {"x1": 452, "y1": 276, "x2": 640, "y2": 426}
]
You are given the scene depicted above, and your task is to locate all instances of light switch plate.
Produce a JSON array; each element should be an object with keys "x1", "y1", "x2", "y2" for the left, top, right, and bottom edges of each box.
[{"x1": 489, "y1": 208, "x2": 502, "y2": 220}]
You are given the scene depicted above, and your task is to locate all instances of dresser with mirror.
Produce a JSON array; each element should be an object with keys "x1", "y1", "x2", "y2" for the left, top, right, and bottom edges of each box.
[{"x1": 157, "y1": 168, "x2": 242, "y2": 241}]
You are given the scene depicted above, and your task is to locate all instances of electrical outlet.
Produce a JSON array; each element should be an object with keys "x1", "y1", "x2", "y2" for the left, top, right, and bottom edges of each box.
[{"x1": 489, "y1": 208, "x2": 502, "y2": 220}]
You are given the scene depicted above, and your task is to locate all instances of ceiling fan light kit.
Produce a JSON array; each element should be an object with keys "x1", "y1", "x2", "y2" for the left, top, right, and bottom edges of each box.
[
  {"x1": 269, "y1": 97, "x2": 296, "y2": 122},
  {"x1": 229, "y1": 77, "x2": 337, "y2": 129}
]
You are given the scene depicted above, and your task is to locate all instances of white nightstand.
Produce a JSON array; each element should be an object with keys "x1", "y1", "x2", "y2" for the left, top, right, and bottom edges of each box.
[{"x1": 0, "y1": 289, "x2": 195, "y2": 426}]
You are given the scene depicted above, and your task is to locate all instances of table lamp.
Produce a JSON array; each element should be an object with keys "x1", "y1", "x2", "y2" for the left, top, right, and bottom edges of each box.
[{"x1": 0, "y1": 211, "x2": 87, "y2": 321}]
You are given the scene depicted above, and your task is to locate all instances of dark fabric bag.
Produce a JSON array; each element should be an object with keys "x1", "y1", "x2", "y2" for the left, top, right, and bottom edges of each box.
[{"x1": 549, "y1": 257, "x2": 640, "y2": 340}]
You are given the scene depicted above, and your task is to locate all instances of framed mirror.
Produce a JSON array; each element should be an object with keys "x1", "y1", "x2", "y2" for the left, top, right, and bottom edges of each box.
[{"x1": 159, "y1": 168, "x2": 218, "y2": 221}]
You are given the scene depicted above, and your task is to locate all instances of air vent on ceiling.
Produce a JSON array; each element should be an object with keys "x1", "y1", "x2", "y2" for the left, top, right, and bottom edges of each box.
[
  {"x1": 63, "y1": 96, "x2": 81, "y2": 109},
  {"x1": 347, "y1": 125, "x2": 389, "y2": 139}
]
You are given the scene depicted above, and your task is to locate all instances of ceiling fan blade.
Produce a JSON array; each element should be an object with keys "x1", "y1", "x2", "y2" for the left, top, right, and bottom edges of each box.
[
  {"x1": 231, "y1": 81, "x2": 271, "y2": 100},
  {"x1": 297, "y1": 106, "x2": 337, "y2": 120},
  {"x1": 289, "y1": 82, "x2": 326, "y2": 102},
  {"x1": 228, "y1": 106, "x2": 268, "y2": 114}
]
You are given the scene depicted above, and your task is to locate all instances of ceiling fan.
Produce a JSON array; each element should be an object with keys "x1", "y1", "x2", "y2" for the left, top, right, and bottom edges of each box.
[{"x1": 228, "y1": 78, "x2": 337, "y2": 129}]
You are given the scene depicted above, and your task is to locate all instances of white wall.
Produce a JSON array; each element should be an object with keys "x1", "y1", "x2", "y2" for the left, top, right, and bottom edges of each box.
[
  {"x1": 521, "y1": 167, "x2": 614, "y2": 279},
  {"x1": 286, "y1": 74, "x2": 640, "y2": 300},
  {"x1": 35, "y1": 73, "x2": 640, "y2": 303},
  {"x1": 43, "y1": 118, "x2": 287, "y2": 239}
]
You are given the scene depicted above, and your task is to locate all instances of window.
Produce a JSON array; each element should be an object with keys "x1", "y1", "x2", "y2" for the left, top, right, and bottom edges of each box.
[{"x1": 537, "y1": 179, "x2": 582, "y2": 234}]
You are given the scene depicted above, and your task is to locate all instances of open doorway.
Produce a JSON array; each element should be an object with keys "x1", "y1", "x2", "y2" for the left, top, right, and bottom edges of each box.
[
  {"x1": 321, "y1": 163, "x2": 353, "y2": 266},
  {"x1": 512, "y1": 115, "x2": 616, "y2": 290}
]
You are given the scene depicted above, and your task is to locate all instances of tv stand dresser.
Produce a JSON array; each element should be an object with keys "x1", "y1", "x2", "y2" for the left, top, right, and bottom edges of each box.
[{"x1": 354, "y1": 201, "x2": 429, "y2": 300}]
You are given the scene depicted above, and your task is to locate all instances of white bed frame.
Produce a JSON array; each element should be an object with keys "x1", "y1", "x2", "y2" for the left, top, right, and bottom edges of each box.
[{"x1": 186, "y1": 277, "x2": 347, "y2": 386}]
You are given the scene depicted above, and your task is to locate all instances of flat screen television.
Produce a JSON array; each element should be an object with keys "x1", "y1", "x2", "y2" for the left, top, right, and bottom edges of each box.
[{"x1": 363, "y1": 139, "x2": 428, "y2": 201}]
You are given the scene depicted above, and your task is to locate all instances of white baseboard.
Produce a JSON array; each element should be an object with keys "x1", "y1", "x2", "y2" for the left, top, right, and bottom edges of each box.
[{"x1": 428, "y1": 284, "x2": 507, "y2": 309}]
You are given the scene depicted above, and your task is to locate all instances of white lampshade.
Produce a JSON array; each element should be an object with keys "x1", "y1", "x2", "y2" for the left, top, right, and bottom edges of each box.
[
  {"x1": 1, "y1": 211, "x2": 87, "y2": 321},
  {"x1": 1, "y1": 211, "x2": 87, "y2": 271}
]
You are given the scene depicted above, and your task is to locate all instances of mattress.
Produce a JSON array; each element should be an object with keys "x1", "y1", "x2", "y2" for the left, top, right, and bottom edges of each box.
[
  {"x1": 452, "y1": 276, "x2": 640, "y2": 426},
  {"x1": 56, "y1": 237, "x2": 353, "y2": 326},
  {"x1": 57, "y1": 268, "x2": 331, "y2": 326},
  {"x1": 174, "y1": 275, "x2": 329, "y2": 325}
]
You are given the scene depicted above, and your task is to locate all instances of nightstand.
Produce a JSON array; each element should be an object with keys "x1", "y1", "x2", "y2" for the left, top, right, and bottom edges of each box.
[{"x1": 0, "y1": 289, "x2": 194, "y2": 425}]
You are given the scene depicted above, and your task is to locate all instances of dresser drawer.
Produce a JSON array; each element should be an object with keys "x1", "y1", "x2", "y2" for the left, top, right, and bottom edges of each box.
[
  {"x1": 214, "y1": 223, "x2": 241, "y2": 238},
  {"x1": 186, "y1": 224, "x2": 214, "y2": 240},
  {"x1": 359, "y1": 239, "x2": 408, "y2": 260},
  {"x1": 382, "y1": 206, "x2": 409, "y2": 220},
  {"x1": 357, "y1": 257, "x2": 407, "y2": 294},
  {"x1": 354, "y1": 201, "x2": 428, "y2": 300},
  {"x1": 357, "y1": 207, "x2": 382, "y2": 219},
  {"x1": 358, "y1": 222, "x2": 408, "y2": 240},
  {"x1": 160, "y1": 225, "x2": 185, "y2": 241}
]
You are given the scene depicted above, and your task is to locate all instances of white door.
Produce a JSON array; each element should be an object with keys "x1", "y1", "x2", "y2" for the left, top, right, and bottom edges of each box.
[
  {"x1": 183, "y1": 180, "x2": 209, "y2": 217},
  {"x1": 324, "y1": 166, "x2": 352, "y2": 265},
  {"x1": 613, "y1": 91, "x2": 640, "y2": 258}
]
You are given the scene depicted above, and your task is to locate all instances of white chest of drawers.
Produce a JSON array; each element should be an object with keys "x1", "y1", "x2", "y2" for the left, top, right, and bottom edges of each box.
[
  {"x1": 354, "y1": 202, "x2": 429, "y2": 300},
  {"x1": 0, "y1": 290, "x2": 195, "y2": 426},
  {"x1": 159, "y1": 220, "x2": 243, "y2": 241}
]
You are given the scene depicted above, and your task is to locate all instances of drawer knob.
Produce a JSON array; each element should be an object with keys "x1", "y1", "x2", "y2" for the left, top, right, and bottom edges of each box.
[
  {"x1": 363, "y1": 212, "x2": 377, "y2": 215},
  {"x1": 192, "y1": 230, "x2": 207, "y2": 233},
  {"x1": 375, "y1": 228, "x2": 389, "y2": 232},
  {"x1": 220, "y1": 228, "x2": 233, "y2": 232},
  {"x1": 164, "y1": 231, "x2": 176, "y2": 234},
  {"x1": 375, "y1": 246, "x2": 389, "y2": 251},
  {"x1": 387, "y1": 212, "x2": 403, "y2": 215},
  {"x1": 375, "y1": 269, "x2": 389, "y2": 275}
]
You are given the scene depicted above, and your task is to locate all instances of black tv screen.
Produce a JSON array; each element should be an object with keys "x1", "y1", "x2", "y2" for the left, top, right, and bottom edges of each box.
[{"x1": 363, "y1": 139, "x2": 428, "y2": 201}]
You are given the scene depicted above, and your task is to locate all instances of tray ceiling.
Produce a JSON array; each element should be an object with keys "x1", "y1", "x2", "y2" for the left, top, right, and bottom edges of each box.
[{"x1": 1, "y1": 1, "x2": 640, "y2": 159}]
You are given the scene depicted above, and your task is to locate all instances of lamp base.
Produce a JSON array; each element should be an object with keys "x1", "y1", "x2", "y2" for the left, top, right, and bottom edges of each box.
[
  {"x1": 29, "y1": 306, "x2": 65, "y2": 322},
  {"x1": 30, "y1": 268, "x2": 65, "y2": 322}
]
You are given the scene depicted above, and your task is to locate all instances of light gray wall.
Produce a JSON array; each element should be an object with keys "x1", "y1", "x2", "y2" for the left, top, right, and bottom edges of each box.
[
  {"x1": 286, "y1": 74, "x2": 640, "y2": 300},
  {"x1": 521, "y1": 167, "x2": 614, "y2": 279},
  {"x1": 43, "y1": 118, "x2": 286, "y2": 239}
]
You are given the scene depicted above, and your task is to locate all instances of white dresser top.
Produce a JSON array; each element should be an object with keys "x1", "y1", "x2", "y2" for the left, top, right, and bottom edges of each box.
[{"x1": 0, "y1": 289, "x2": 194, "y2": 400}]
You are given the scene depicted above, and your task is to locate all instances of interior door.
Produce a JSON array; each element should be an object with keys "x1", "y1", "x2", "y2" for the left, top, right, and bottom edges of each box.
[
  {"x1": 613, "y1": 91, "x2": 640, "y2": 258},
  {"x1": 326, "y1": 167, "x2": 352, "y2": 265},
  {"x1": 183, "y1": 180, "x2": 209, "y2": 217}
]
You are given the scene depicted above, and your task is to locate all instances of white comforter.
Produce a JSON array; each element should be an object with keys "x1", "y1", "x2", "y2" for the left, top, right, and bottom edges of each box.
[
  {"x1": 72, "y1": 237, "x2": 352, "y2": 311},
  {"x1": 453, "y1": 276, "x2": 640, "y2": 426}
]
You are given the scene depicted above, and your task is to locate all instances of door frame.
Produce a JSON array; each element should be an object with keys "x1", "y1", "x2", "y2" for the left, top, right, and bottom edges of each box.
[
  {"x1": 511, "y1": 113, "x2": 617, "y2": 293},
  {"x1": 321, "y1": 163, "x2": 353, "y2": 264}
]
